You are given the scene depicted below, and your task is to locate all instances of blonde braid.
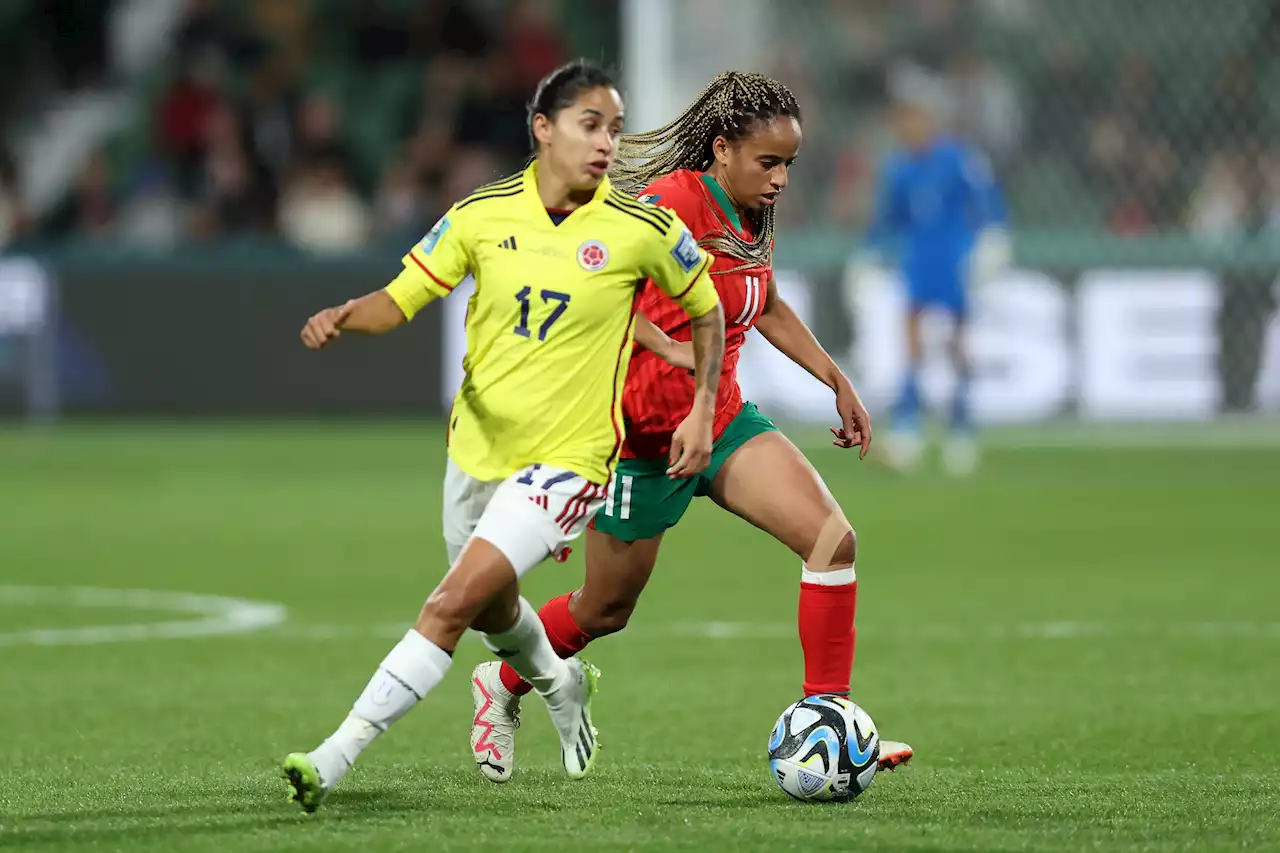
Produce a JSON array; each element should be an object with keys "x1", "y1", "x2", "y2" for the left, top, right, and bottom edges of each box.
[{"x1": 613, "y1": 72, "x2": 800, "y2": 271}]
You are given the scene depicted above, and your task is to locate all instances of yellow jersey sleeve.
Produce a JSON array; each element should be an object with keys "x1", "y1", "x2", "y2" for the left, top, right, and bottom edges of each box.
[
  {"x1": 642, "y1": 216, "x2": 720, "y2": 319},
  {"x1": 384, "y1": 207, "x2": 471, "y2": 320}
]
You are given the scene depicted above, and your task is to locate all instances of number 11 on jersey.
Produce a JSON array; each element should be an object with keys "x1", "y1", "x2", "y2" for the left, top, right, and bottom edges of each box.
[{"x1": 514, "y1": 287, "x2": 572, "y2": 341}]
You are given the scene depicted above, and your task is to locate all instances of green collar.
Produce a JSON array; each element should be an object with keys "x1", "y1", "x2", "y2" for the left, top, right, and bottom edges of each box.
[{"x1": 700, "y1": 173, "x2": 743, "y2": 233}]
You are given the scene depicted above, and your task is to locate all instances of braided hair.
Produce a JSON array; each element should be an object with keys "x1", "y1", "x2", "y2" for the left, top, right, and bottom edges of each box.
[{"x1": 612, "y1": 72, "x2": 801, "y2": 270}]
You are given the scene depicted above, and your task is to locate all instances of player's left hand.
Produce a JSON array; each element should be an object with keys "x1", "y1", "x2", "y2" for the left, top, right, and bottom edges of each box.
[{"x1": 832, "y1": 380, "x2": 872, "y2": 459}]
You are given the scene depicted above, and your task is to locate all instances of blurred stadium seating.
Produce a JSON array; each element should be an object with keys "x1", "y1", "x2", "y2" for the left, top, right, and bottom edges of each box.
[
  {"x1": 5, "y1": 0, "x2": 1278, "y2": 251},
  {"x1": 1, "y1": 0, "x2": 1278, "y2": 421}
]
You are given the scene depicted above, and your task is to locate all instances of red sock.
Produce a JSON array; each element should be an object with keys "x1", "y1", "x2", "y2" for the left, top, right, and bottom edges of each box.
[
  {"x1": 498, "y1": 593, "x2": 593, "y2": 696},
  {"x1": 798, "y1": 577, "x2": 858, "y2": 697}
]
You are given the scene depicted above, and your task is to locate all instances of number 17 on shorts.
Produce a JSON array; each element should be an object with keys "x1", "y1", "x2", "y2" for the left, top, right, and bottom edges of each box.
[{"x1": 471, "y1": 464, "x2": 606, "y2": 576}]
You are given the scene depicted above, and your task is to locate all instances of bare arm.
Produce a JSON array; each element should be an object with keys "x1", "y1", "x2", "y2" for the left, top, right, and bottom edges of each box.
[
  {"x1": 666, "y1": 301, "x2": 725, "y2": 479},
  {"x1": 338, "y1": 290, "x2": 408, "y2": 334},
  {"x1": 754, "y1": 279, "x2": 872, "y2": 457},
  {"x1": 633, "y1": 313, "x2": 692, "y2": 369},
  {"x1": 688, "y1": 302, "x2": 725, "y2": 412},
  {"x1": 753, "y1": 281, "x2": 843, "y2": 391},
  {"x1": 300, "y1": 290, "x2": 407, "y2": 349}
]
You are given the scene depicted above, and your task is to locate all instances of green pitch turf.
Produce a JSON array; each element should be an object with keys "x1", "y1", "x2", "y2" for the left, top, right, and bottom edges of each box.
[{"x1": 1, "y1": 421, "x2": 1277, "y2": 852}]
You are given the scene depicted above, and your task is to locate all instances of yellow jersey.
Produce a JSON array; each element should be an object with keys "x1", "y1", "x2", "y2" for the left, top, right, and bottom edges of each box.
[{"x1": 385, "y1": 161, "x2": 720, "y2": 485}]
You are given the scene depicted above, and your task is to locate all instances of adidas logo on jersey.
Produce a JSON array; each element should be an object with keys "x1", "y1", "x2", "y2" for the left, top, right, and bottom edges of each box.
[{"x1": 499, "y1": 236, "x2": 518, "y2": 250}]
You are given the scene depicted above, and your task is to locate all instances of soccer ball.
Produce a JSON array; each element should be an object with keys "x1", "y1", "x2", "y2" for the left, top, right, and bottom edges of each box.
[{"x1": 767, "y1": 695, "x2": 879, "y2": 802}]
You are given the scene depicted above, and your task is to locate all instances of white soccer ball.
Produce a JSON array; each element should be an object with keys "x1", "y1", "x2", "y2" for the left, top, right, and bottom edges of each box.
[{"x1": 767, "y1": 695, "x2": 879, "y2": 802}]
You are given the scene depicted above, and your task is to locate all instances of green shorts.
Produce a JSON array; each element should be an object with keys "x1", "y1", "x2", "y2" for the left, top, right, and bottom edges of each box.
[{"x1": 594, "y1": 401, "x2": 778, "y2": 541}]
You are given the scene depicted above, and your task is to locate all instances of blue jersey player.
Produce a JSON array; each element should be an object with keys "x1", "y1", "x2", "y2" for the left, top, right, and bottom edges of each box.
[{"x1": 863, "y1": 93, "x2": 1009, "y2": 474}]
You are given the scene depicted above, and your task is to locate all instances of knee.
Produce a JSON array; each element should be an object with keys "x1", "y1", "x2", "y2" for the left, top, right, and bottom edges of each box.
[
  {"x1": 805, "y1": 507, "x2": 856, "y2": 569},
  {"x1": 574, "y1": 589, "x2": 639, "y2": 637},
  {"x1": 420, "y1": 584, "x2": 484, "y2": 638},
  {"x1": 833, "y1": 525, "x2": 856, "y2": 566}
]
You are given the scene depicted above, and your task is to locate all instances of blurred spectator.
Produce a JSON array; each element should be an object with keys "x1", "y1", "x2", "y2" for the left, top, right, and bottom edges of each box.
[
  {"x1": 243, "y1": 55, "x2": 302, "y2": 179},
  {"x1": 408, "y1": 1, "x2": 491, "y2": 60},
  {"x1": 1109, "y1": 193, "x2": 1155, "y2": 237},
  {"x1": 1029, "y1": 44, "x2": 1094, "y2": 153},
  {"x1": 454, "y1": 56, "x2": 535, "y2": 165},
  {"x1": 351, "y1": 1, "x2": 413, "y2": 65},
  {"x1": 404, "y1": 123, "x2": 456, "y2": 207},
  {"x1": 246, "y1": 0, "x2": 312, "y2": 74},
  {"x1": 946, "y1": 49, "x2": 1022, "y2": 163},
  {"x1": 1188, "y1": 151, "x2": 1249, "y2": 241},
  {"x1": 118, "y1": 165, "x2": 182, "y2": 249},
  {"x1": 373, "y1": 155, "x2": 428, "y2": 239},
  {"x1": 44, "y1": 151, "x2": 117, "y2": 240},
  {"x1": 1207, "y1": 55, "x2": 1262, "y2": 150},
  {"x1": 1265, "y1": 149, "x2": 1280, "y2": 233},
  {"x1": 1111, "y1": 51, "x2": 1157, "y2": 114},
  {"x1": 190, "y1": 105, "x2": 276, "y2": 237},
  {"x1": 295, "y1": 92, "x2": 359, "y2": 186},
  {"x1": 35, "y1": 0, "x2": 109, "y2": 90},
  {"x1": 440, "y1": 147, "x2": 503, "y2": 206},
  {"x1": 404, "y1": 56, "x2": 473, "y2": 144},
  {"x1": 504, "y1": 0, "x2": 570, "y2": 91},
  {"x1": 279, "y1": 154, "x2": 371, "y2": 254},
  {"x1": 175, "y1": 0, "x2": 234, "y2": 65},
  {"x1": 0, "y1": 152, "x2": 33, "y2": 249},
  {"x1": 1134, "y1": 138, "x2": 1180, "y2": 229},
  {"x1": 158, "y1": 51, "x2": 228, "y2": 195}
]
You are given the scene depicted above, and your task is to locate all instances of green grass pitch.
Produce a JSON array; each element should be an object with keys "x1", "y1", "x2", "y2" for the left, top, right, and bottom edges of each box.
[{"x1": 1, "y1": 421, "x2": 1277, "y2": 852}]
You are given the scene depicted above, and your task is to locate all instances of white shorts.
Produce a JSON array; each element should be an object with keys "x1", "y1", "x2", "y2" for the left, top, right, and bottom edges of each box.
[{"x1": 442, "y1": 458, "x2": 606, "y2": 577}]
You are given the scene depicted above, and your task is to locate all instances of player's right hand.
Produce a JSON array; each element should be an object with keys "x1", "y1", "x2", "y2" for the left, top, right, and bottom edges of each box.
[
  {"x1": 668, "y1": 404, "x2": 714, "y2": 479},
  {"x1": 300, "y1": 301, "x2": 355, "y2": 350}
]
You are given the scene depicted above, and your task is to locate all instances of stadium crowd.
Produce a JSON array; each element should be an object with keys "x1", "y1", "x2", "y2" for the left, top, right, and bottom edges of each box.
[{"x1": 2, "y1": 0, "x2": 1280, "y2": 253}]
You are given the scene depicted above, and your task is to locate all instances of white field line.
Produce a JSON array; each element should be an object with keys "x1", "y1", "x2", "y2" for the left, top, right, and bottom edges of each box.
[
  {"x1": 0, "y1": 586, "x2": 287, "y2": 647},
  {"x1": 3, "y1": 585, "x2": 1275, "y2": 648}
]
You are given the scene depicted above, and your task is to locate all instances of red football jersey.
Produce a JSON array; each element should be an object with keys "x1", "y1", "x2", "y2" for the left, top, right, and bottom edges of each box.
[{"x1": 621, "y1": 169, "x2": 772, "y2": 460}]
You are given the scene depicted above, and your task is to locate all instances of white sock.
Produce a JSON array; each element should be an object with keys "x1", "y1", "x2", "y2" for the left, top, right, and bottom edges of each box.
[
  {"x1": 308, "y1": 629, "x2": 452, "y2": 787},
  {"x1": 483, "y1": 597, "x2": 570, "y2": 698},
  {"x1": 801, "y1": 564, "x2": 856, "y2": 586}
]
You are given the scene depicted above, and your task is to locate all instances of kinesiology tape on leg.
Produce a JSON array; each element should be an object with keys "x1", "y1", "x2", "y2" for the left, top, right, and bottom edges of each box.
[{"x1": 805, "y1": 508, "x2": 855, "y2": 573}]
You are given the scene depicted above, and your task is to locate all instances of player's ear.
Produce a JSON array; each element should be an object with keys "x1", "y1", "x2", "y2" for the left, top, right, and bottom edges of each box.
[
  {"x1": 532, "y1": 113, "x2": 554, "y2": 148},
  {"x1": 712, "y1": 135, "x2": 732, "y2": 167}
]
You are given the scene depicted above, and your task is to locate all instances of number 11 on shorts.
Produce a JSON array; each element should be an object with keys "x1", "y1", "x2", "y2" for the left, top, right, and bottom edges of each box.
[{"x1": 604, "y1": 474, "x2": 633, "y2": 519}]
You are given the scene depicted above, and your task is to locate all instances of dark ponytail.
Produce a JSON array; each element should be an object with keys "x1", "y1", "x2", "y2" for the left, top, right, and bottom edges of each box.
[{"x1": 527, "y1": 59, "x2": 617, "y2": 152}]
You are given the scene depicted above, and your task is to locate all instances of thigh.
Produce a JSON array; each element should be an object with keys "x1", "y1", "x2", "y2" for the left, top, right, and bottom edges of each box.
[
  {"x1": 442, "y1": 457, "x2": 500, "y2": 567},
  {"x1": 709, "y1": 430, "x2": 840, "y2": 560},
  {"x1": 698, "y1": 401, "x2": 779, "y2": 494}
]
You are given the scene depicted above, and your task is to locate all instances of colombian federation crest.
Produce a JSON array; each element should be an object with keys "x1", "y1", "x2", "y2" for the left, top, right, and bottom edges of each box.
[{"x1": 577, "y1": 240, "x2": 609, "y2": 272}]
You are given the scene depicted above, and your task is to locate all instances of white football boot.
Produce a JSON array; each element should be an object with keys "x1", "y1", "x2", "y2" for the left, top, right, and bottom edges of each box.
[
  {"x1": 470, "y1": 661, "x2": 521, "y2": 783},
  {"x1": 544, "y1": 657, "x2": 601, "y2": 779},
  {"x1": 878, "y1": 739, "x2": 914, "y2": 771}
]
